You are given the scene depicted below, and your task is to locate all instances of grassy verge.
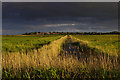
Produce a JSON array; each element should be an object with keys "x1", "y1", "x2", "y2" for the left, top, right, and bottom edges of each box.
[
  {"x1": 2, "y1": 35, "x2": 67, "y2": 79},
  {"x1": 2, "y1": 35, "x2": 63, "y2": 53},
  {"x1": 72, "y1": 35, "x2": 119, "y2": 56},
  {"x1": 2, "y1": 35, "x2": 120, "y2": 79}
]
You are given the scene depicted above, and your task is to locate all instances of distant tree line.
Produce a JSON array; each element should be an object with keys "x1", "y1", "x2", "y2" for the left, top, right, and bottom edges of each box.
[{"x1": 22, "y1": 31, "x2": 120, "y2": 35}]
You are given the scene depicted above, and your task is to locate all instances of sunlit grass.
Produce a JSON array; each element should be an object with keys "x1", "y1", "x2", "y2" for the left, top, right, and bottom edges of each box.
[
  {"x1": 72, "y1": 35, "x2": 119, "y2": 56},
  {"x1": 2, "y1": 35, "x2": 63, "y2": 53},
  {"x1": 2, "y1": 35, "x2": 67, "y2": 78},
  {"x1": 2, "y1": 35, "x2": 120, "y2": 79}
]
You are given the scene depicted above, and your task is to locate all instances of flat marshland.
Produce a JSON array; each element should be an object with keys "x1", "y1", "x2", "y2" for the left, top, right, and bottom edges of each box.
[{"x1": 2, "y1": 35, "x2": 120, "y2": 79}]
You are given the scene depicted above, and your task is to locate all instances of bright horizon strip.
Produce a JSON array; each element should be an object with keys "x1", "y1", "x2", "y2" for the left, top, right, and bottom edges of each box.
[{"x1": 44, "y1": 24, "x2": 76, "y2": 27}]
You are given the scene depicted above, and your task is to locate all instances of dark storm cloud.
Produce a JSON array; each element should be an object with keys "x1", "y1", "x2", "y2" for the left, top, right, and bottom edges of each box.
[
  {"x1": 3, "y1": 2, "x2": 117, "y2": 19},
  {"x1": 2, "y1": 2, "x2": 118, "y2": 35}
]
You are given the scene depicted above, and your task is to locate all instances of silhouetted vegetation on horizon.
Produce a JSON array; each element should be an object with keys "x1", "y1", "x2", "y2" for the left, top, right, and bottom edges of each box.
[{"x1": 22, "y1": 31, "x2": 120, "y2": 35}]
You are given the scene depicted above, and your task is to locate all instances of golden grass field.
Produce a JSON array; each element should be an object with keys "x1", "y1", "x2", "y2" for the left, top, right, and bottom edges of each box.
[{"x1": 2, "y1": 35, "x2": 120, "y2": 79}]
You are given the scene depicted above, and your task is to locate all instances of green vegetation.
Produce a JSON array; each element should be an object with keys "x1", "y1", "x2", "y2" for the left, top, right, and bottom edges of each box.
[
  {"x1": 2, "y1": 35, "x2": 63, "y2": 53},
  {"x1": 2, "y1": 35, "x2": 120, "y2": 79},
  {"x1": 72, "y1": 35, "x2": 120, "y2": 56},
  {"x1": 2, "y1": 35, "x2": 68, "y2": 79}
]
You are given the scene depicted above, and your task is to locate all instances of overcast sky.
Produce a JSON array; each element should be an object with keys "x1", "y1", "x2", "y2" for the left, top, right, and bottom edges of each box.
[{"x1": 2, "y1": 2, "x2": 118, "y2": 35}]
